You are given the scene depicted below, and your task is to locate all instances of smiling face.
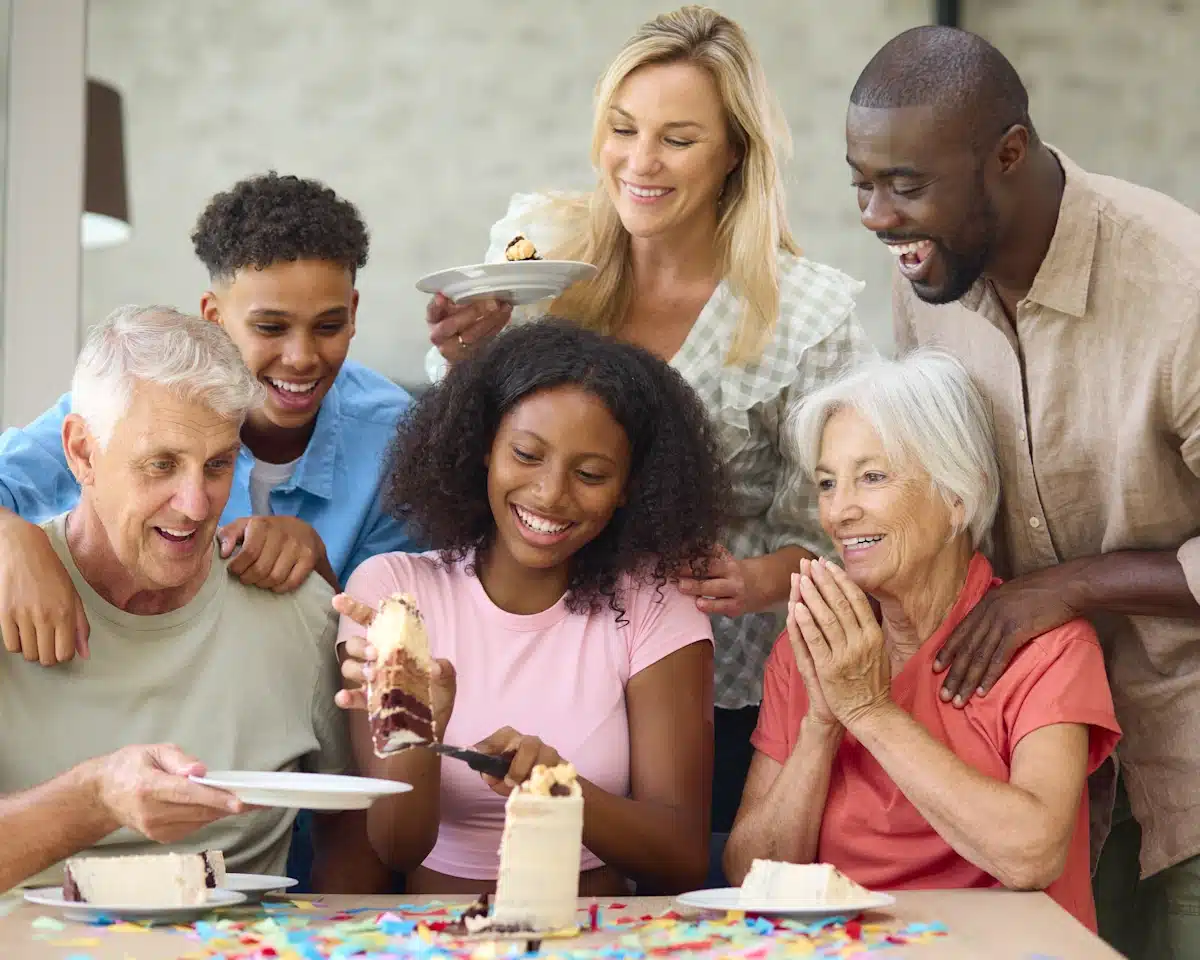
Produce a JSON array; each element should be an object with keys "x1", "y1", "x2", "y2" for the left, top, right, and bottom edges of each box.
[
  {"x1": 846, "y1": 104, "x2": 1000, "y2": 304},
  {"x1": 598, "y1": 60, "x2": 739, "y2": 242},
  {"x1": 69, "y1": 381, "x2": 241, "y2": 595},
  {"x1": 814, "y1": 407, "x2": 963, "y2": 598},
  {"x1": 486, "y1": 385, "x2": 632, "y2": 575},
  {"x1": 203, "y1": 258, "x2": 357, "y2": 431}
]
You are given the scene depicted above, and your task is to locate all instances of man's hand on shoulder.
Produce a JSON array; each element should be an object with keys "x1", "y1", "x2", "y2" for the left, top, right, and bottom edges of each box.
[
  {"x1": 218, "y1": 516, "x2": 337, "y2": 593},
  {"x1": 92, "y1": 744, "x2": 244, "y2": 843},
  {"x1": 0, "y1": 511, "x2": 89, "y2": 666}
]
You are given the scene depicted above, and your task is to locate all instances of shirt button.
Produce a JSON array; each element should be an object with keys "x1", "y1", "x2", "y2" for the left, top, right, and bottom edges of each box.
[
  {"x1": 1018, "y1": 429, "x2": 1027, "y2": 442},
  {"x1": 1030, "y1": 517, "x2": 1042, "y2": 529}
]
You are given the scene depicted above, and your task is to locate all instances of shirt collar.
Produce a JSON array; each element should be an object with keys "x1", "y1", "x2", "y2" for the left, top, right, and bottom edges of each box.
[
  {"x1": 238, "y1": 375, "x2": 343, "y2": 501},
  {"x1": 958, "y1": 146, "x2": 1099, "y2": 320}
]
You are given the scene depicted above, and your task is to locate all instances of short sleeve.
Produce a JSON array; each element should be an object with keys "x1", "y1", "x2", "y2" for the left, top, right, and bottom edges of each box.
[
  {"x1": 0, "y1": 393, "x2": 80, "y2": 520},
  {"x1": 336, "y1": 553, "x2": 407, "y2": 648},
  {"x1": 625, "y1": 579, "x2": 714, "y2": 678},
  {"x1": 749, "y1": 631, "x2": 803, "y2": 765},
  {"x1": 1004, "y1": 619, "x2": 1122, "y2": 774}
]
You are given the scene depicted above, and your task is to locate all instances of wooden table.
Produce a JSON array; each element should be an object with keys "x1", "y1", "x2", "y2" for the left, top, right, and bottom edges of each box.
[{"x1": 0, "y1": 891, "x2": 1122, "y2": 958}]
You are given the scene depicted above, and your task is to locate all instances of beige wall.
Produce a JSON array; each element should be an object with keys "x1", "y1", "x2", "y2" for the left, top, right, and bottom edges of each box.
[{"x1": 82, "y1": 0, "x2": 1200, "y2": 390}]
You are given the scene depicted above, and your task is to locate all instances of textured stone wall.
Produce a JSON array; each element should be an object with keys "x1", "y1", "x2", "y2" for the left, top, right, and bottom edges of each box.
[{"x1": 82, "y1": 0, "x2": 1198, "y2": 388}]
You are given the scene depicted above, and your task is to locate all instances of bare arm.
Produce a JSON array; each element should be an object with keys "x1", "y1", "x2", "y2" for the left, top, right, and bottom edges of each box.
[
  {"x1": 851, "y1": 706, "x2": 1089, "y2": 889},
  {"x1": 309, "y1": 810, "x2": 393, "y2": 893},
  {"x1": 574, "y1": 641, "x2": 714, "y2": 892},
  {"x1": 722, "y1": 720, "x2": 841, "y2": 884}
]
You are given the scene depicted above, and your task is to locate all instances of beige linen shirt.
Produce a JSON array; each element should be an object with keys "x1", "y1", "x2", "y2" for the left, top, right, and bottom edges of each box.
[{"x1": 894, "y1": 149, "x2": 1200, "y2": 878}]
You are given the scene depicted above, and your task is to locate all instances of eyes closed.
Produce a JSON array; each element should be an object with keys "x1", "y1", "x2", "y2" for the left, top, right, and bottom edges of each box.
[{"x1": 511, "y1": 444, "x2": 614, "y2": 486}]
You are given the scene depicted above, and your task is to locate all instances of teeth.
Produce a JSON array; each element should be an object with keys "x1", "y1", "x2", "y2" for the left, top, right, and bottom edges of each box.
[
  {"x1": 887, "y1": 240, "x2": 932, "y2": 257},
  {"x1": 514, "y1": 505, "x2": 571, "y2": 535},
  {"x1": 625, "y1": 184, "x2": 671, "y2": 198},
  {"x1": 158, "y1": 527, "x2": 195, "y2": 538},
  {"x1": 843, "y1": 535, "x2": 884, "y2": 547},
  {"x1": 268, "y1": 378, "x2": 318, "y2": 394}
]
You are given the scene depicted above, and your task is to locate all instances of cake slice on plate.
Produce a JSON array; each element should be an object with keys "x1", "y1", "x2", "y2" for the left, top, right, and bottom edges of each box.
[
  {"x1": 62, "y1": 850, "x2": 226, "y2": 907},
  {"x1": 504, "y1": 234, "x2": 541, "y2": 261},
  {"x1": 739, "y1": 859, "x2": 870, "y2": 903},
  {"x1": 366, "y1": 593, "x2": 435, "y2": 757},
  {"x1": 465, "y1": 762, "x2": 583, "y2": 934}
]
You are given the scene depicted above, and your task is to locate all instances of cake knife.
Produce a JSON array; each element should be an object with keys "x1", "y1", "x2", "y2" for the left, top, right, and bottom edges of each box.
[{"x1": 425, "y1": 743, "x2": 515, "y2": 779}]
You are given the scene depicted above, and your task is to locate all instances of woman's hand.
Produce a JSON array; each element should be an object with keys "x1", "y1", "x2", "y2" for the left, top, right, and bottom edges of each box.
[
  {"x1": 677, "y1": 545, "x2": 760, "y2": 618},
  {"x1": 426, "y1": 293, "x2": 513, "y2": 365},
  {"x1": 472, "y1": 726, "x2": 563, "y2": 797},
  {"x1": 791, "y1": 558, "x2": 891, "y2": 729},
  {"x1": 786, "y1": 561, "x2": 840, "y2": 730},
  {"x1": 331, "y1": 593, "x2": 457, "y2": 735}
]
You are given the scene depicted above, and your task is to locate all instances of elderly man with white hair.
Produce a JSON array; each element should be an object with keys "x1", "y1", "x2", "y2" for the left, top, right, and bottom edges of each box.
[
  {"x1": 724, "y1": 349, "x2": 1121, "y2": 931},
  {"x1": 0, "y1": 305, "x2": 379, "y2": 893}
]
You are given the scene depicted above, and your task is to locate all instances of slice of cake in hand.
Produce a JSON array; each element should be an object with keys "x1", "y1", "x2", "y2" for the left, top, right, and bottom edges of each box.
[
  {"x1": 62, "y1": 850, "x2": 226, "y2": 907},
  {"x1": 504, "y1": 234, "x2": 541, "y2": 261},
  {"x1": 739, "y1": 859, "x2": 871, "y2": 903},
  {"x1": 367, "y1": 593, "x2": 435, "y2": 757},
  {"x1": 465, "y1": 762, "x2": 584, "y2": 934}
]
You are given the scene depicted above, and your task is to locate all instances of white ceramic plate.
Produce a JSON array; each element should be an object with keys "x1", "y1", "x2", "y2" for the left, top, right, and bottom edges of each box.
[
  {"x1": 415, "y1": 260, "x2": 598, "y2": 306},
  {"x1": 189, "y1": 770, "x2": 412, "y2": 810},
  {"x1": 23, "y1": 886, "x2": 246, "y2": 924},
  {"x1": 676, "y1": 887, "x2": 896, "y2": 920},
  {"x1": 224, "y1": 873, "x2": 299, "y2": 901}
]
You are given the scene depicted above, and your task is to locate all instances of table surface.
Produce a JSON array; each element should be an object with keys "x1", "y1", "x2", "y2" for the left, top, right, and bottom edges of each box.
[{"x1": 1, "y1": 890, "x2": 1123, "y2": 959}]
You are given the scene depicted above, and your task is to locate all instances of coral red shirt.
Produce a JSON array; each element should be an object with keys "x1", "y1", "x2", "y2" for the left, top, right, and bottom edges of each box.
[{"x1": 751, "y1": 553, "x2": 1121, "y2": 931}]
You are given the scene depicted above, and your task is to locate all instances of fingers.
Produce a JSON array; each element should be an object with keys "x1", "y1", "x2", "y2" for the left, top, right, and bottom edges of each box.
[
  {"x1": 789, "y1": 599, "x2": 833, "y2": 663},
  {"x1": 217, "y1": 517, "x2": 249, "y2": 559},
  {"x1": 278, "y1": 550, "x2": 316, "y2": 594},
  {"x1": 239, "y1": 527, "x2": 286, "y2": 587},
  {"x1": 332, "y1": 593, "x2": 376, "y2": 628},
  {"x1": 0, "y1": 612, "x2": 17, "y2": 654},
  {"x1": 149, "y1": 744, "x2": 207, "y2": 778},
  {"x1": 226, "y1": 518, "x2": 265, "y2": 577},
  {"x1": 262, "y1": 541, "x2": 303, "y2": 593},
  {"x1": 796, "y1": 571, "x2": 843, "y2": 648},
  {"x1": 677, "y1": 576, "x2": 737, "y2": 599},
  {"x1": 334, "y1": 687, "x2": 367, "y2": 711},
  {"x1": 430, "y1": 299, "x2": 512, "y2": 361},
  {"x1": 74, "y1": 597, "x2": 90, "y2": 660},
  {"x1": 339, "y1": 636, "x2": 376, "y2": 687},
  {"x1": 17, "y1": 612, "x2": 38, "y2": 662},
  {"x1": 149, "y1": 771, "x2": 244, "y2": 815},
  {"x1": 53, "y1": 620, "x2": 75, "y2": 664},
  {"x1": 938, "y1": 617, "x2": 997, "y2": 707},
  {"x1": 473, "y1": 726, "x2": 519, "y2": 757},
  {"x1": 821, "y1": 560, "x2": 879, "y2": 633},
  {"x1": 500, "y1": 736, "x2": 548, "y2": 788},
  {"x1": 807, "y1": 560, "x2": 861, "y2": 639}
]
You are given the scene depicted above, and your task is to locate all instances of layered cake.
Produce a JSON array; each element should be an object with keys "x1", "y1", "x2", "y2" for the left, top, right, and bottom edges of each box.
[
  {"x1": 466, "y1": 763, "x2": 583, "y2": 934},
  {"x1": 504, "y1": 234, "x2": 541, "y2": 261},
  {"x1": 367, "y1": 593, "x2": 435, "y2": 756},
  {"x1": 739, "y1": 859, "x2": 870, "y2": 903},
  {"x1": 62, "y1": 850, "x2": 226, "y2": 907}
]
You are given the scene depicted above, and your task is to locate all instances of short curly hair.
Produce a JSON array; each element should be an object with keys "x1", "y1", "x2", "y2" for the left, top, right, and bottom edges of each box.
[
  {"x1": 191, "y1": 172, "x2": 369, "y2": 282},
  {"x1": 386, "y1": 319, "x2": 730, "y2": 618}
]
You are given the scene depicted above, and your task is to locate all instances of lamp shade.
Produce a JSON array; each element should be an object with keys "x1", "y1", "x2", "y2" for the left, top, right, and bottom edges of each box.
[{"x1": 82, "y1": 79, "x2": 131, "y2": 249}]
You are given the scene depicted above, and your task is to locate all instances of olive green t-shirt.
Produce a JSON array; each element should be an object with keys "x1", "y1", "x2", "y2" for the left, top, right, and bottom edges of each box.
[{"x1": 2, "y1": 513, "x2": 351, "y2": 886}]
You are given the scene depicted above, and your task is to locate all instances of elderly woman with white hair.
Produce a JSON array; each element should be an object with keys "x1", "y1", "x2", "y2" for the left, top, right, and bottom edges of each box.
[{"x1": 723, "y1": 349, "x2": 1121, "y2": 932}]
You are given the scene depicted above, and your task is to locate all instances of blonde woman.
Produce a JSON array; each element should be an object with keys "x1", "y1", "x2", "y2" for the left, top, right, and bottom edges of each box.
[{"x1": 424, "y1": 5, "x2": 876, "y2": 839}]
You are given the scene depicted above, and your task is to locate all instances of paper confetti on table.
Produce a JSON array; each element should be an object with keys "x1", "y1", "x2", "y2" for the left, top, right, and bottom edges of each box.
[{"x1": 42, "y1": 899, "x2": 947, "y2": 959}]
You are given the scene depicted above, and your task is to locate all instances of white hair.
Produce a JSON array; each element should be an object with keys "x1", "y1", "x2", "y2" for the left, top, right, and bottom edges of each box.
[
  {"x1": 788, "y1": 348, "x2": 1000, "y2": 547},
  {"x1": 71, "y1": 304, "x2": 265, "y2": 447}
]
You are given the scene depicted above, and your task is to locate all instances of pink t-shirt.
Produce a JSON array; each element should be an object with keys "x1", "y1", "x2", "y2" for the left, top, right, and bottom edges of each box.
[{"x1": 340, "y1": 551, "x2": 713, "y2": 880}]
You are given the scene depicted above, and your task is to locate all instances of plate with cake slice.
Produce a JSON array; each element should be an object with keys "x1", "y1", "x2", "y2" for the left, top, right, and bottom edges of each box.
[
  {"x1": 416, "y1": 234, "x2": 597, "y2": 306},
  {"x1": 24, "y1": 849, "x2": 247, "y2": 924},
  {"x1": 188, "y1": 771, "x2": 412, "y2": 810},
  {"x1": 677, "y1": 860, "x2": 895, "y2": 920}
]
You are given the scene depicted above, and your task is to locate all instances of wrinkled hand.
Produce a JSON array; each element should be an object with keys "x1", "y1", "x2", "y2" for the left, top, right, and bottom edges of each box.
[
  {"x1": 473, "y1": 726, "x2": 563, "y2": 797},
  {"x1": 0, "y1": 513, "x2": 89, "y2": 666},
  {"x1": 791, "y1": 558, "x2": 891, "y2": 729},
  {"x1": 934, "y1": 567, "x2": 1079, "y2": 706},
  {"x1": 786, "y1": 560, "x2": 839, "y2": 729},
  {"x1": 95, "y1": 744, "x2": 244, "y2": 843},
  {"x1": 331, "y1": 593, "x2": 457, "y2": 736},
  {"x1": 427, "y1": 294, "x2": 513, "y2": 365},
  {"x1": 218, "y1": 516, "x2": 328, "y2": 593},
  {"x1": 677, "y1": 546, "x2": 759, "y2": 618}
]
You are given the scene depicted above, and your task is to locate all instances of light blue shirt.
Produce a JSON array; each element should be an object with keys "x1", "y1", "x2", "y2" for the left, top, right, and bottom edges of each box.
[{"x1": 0, "y1": 360, "x2": 417, "y2": 583}]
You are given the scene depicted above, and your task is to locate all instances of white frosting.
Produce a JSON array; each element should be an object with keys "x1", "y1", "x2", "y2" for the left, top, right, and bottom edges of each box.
[
  {"x1": 65, "y1": 851, "x2": 225, "y2": 907},
  {"x1": 367, "y1": 594, "x2": 432, "y2": 665},
  {"x1": 490, "y1": 789, "x2": 583, "y2": 930},
  {"x1": 739, "y1": 860, "x2": 868, "y2": 903}
]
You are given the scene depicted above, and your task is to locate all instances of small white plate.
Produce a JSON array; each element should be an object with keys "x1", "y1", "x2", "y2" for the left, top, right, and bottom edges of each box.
[
  {"x1": 224, "y1": 873, "x2": 299, "y2": 901},
  {"x1": 676, "y1": 886, "x2": 896, "y2": 920},
  {"x1": 189, "y1": 770, "x2": 412, "y2": 810},
  {"x1": 23, "y1": 886, "x2": 246, "y2": 924},
  {"x1": 415, "y1": 260, "x2": 598, "y2": 306}
]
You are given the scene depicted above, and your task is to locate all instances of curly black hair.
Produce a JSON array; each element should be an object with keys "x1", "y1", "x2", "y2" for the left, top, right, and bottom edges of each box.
[
  {"x1": 386, "y1": 319, "x2": 730, "y2": 618},
  {"x1": 191, "y1": 171, "x2": 369, "y2": 282}
]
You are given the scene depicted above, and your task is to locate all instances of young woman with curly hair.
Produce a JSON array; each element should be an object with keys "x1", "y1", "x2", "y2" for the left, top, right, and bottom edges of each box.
[{"x1": 335, "y1": 320, "x2": 728, "y2": 896}]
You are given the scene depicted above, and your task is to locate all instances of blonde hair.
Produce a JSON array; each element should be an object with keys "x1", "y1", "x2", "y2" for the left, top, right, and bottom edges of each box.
[{"x1": 546, "y1": 5, "x2": 799, "y2": 366}]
